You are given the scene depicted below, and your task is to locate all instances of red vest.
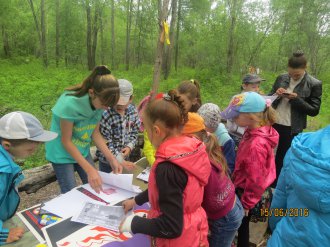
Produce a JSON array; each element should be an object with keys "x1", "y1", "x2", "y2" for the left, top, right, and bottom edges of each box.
[{"x1": 148, "y1": 135, "x2": 211, "y2": 247}]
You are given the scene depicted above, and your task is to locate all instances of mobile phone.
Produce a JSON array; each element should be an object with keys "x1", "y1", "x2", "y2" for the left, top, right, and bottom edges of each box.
[{"x1": 282, "y1": 92, "x2": 291, "y2": 96}]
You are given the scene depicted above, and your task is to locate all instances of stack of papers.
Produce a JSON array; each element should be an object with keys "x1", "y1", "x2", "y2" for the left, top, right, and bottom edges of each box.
[{"x1": 42, "y1": 172, "x2": 141, "y2": 219}]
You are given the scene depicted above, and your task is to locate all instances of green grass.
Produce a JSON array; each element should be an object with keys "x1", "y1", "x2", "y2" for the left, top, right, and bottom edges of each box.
[{"x1": 1, "y1": 58, "x2": 329, "y2": 168}]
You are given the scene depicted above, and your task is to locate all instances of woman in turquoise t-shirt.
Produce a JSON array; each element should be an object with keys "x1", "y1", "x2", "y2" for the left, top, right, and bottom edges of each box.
[{"x1": 46, "y1": 65, "x2": 123, "y2": 194}]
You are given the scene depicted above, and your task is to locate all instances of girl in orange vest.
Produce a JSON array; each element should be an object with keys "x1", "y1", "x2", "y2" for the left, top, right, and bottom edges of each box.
[{"x1": 120, "y1": 90, "x2": 211, "y2": 247}]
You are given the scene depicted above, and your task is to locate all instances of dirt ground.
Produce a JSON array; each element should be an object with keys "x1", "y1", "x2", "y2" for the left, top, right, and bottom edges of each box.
[{"x1": 18, "y1": 181, "x2": 61, "y2": 211}]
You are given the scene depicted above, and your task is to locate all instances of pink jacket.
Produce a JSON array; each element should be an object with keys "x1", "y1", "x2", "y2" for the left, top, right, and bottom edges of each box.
[
  {"x1": 232, "y1": 126, "x2": 279, "y2": 209},
  {"x1": 148, "y1": 135, "x2": 211, "y2": 247}
]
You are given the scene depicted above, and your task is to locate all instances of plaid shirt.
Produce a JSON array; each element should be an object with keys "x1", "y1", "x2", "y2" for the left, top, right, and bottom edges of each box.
[{"x1": 96, "y1": 104, "x2": 141, "y2": 163}]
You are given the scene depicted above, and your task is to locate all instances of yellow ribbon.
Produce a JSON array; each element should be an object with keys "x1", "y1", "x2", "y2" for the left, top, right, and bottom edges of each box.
[{"x1": 163, "y1": 21, "x2": 170, "y2": 45}]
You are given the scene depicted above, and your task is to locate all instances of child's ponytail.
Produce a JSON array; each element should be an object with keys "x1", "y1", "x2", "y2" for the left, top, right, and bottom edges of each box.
[
  {"x1": 249, "y1": 103, "x2": 277, "y2": 127},
  {"x1": 193, "y1": 130, "x2": 228, "y2": 175},
  {"x1": 177, "y1": 79, "x2": 202, "y2": 112},
  {"x1": 262, "y1": 106, "x2": 277, "y2": 126},
  {"x1": 145, "y1": 90, "x2": 188, "y2": 129},
  {"x1": 203, "y1": 132, "x2": 228, "y2": 175},
  {"x1": 66, "y1": 65, "x2": 119, "y2": 107},
  {"x1": 165, "y1": 90, "x2": 188, "y2": 125}
]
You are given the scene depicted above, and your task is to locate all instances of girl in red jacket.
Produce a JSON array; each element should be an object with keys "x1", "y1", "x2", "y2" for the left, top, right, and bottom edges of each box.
[
  {"x1": 120, "y1": 90, "x2": 211, "y2": 247},
  {"x1": 221, "y1": 92, "x2": 279, "y2": 247}
]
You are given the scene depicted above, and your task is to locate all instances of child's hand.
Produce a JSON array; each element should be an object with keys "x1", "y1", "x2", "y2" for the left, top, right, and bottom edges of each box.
[
  {"x1": 6, "y1": 227, "x2": 25, "y2": 243},
  {"x1": 119, "y1": 214, "x2": 135, "y2": 233},
  {"x1": 111, "y1": 159, "x2": 123, "y2": 174},
  {"x1": 122, "y1": 198, "x2": 136, "y2": 214},
  {"x1": 87, "y1": 167, "x2": 103, "y2": 193},
  {"x1": 122, "y1": 161, "x2": 137, "y2": 172},
  {"x1": 121, "y1": 147, "x2": 131, "y2": 157}
]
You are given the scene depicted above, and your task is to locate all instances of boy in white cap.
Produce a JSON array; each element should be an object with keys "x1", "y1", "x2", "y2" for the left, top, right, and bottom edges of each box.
[
  {"x1": 0, "y1": 111, "x2": 57, "y2": 245},
  {"x1": 96, "y1": 79, "x2": 140, "y2": 172}
]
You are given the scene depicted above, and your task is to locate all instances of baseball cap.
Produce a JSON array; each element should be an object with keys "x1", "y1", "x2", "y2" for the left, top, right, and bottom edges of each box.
[
  {"x1": 182, "y1": 113, "x2": 205, "y2": 134},
  {"x1": 197, "y1": 103, "x2": 222, "y2": 131},
  {"x1": 242, "y1": 74, "x2": 265, "y2": 84},
  {"x1": 220, "y1": 92, "x2": 266, "y2": 120},
  {"x1": 117, "y1": 79, "x2": 133, "y2": 105},
  {"x1": 0, "y1": 111, "x2": 58, "y2": 142}
]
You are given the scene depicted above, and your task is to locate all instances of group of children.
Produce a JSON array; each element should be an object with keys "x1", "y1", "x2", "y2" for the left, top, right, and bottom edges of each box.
[{"x1": 0, "y1": 62, "x2": 328, "y2": 247}]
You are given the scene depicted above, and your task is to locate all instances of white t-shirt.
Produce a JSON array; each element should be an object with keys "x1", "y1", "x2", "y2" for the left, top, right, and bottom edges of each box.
[{"x1": 276, "y1": 74, "x2": 304, "y2": 126}]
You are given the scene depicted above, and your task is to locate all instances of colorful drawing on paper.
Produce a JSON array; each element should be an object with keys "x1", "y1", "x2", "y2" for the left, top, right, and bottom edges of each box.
[{"x1": 56, "y1": 226, "x2": 130, "y2": 247}]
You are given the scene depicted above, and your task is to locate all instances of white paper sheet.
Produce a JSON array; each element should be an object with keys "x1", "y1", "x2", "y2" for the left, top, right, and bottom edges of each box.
[
  {"x1": 136, "y1": 167, "x2": 151, "y2": 182},
  {"x1": 42, "y1": 188, "x2": 107, "y2": 219},
  {"x1": 99, "y1": 172, "x2": 141, "y2": 193},
  {"x1": 42, "y1": 168, "x2": 141, "y2": 219},
  {"x1": 81, "y1": 183, "x2": 137, "y2": 205}
]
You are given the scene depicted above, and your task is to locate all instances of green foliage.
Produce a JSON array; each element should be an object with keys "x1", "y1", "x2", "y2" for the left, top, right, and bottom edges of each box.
[{"x1": 1, "y1": 61, "x2": 329, "y2": 169}]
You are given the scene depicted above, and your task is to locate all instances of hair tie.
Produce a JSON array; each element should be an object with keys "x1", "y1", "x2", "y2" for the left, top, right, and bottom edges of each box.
[
  {"x1": 163, "y1": 93, "x2": 171, "y2": 101},
  {"x1": 265, "y1": 99, "x2": 272, "y2": 108},
  {"x1": 95, "y1": 65, "x2": 111, "y2": 75}
]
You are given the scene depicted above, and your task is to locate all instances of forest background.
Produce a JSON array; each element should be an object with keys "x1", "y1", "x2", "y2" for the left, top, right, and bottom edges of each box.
[{"x1": 0, "y1": 0, "x2": 329, "y2": 168}]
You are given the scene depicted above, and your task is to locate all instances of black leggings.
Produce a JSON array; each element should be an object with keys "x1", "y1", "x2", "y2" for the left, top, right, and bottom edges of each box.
[
  {"x1": 237, "y1": 213, "x2": 251, "y2": 247},
  {"x1": 272, "y1": 124, "x2": 298, "y2": 188},
  {"x1": 236, "y1": 188, "x2": 251, "y2": 247}
]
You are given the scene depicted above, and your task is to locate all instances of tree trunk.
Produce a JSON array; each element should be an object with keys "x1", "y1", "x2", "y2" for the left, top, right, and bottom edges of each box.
[
  {"x1": 91, "y1": 2, "x2": 100, "y2": 69},
  {"x1": 151, "y1": 0, "x2": 171, "y2": 97},
  {"x1": 86, "y1": 1, "x2": 93, "y2": 70},
  {"x1": 246, "y1": 12, "x2": 276, "y2": 68},
  {"x1": 226, "y1": 0, "x2": 238, "y2": 74},
  {"x1": 133, "y1": 0, "x2": 141, "y2": 68},
  {"x1": 136, "y1": 0, "x2": 144, "y2": 67},
  {"x1": 274, "y1": 17, "x2": 288, "y2": 72},
  {"x1": 110, "y1": 0, "x2": 115, "y2": 69},
  {"x1": 64, "y1": 43, "x2": 68, "y2": 67},
  {"x1": 40, "y1": 0, "x2": 48, "y2": 67},
  {"x1": 1, "y1": 25, "x2": 10, "y2": 57},
  {"x1": 125, "y1": 0, "x2": 133, "y2": 71},
  {"x1": 163, "y1": 0, "x2": 178, "y2": 79},
  {"x1": 174, "y1": 0, "x2": 181, "y2": 72},
  {"x1": 100, "y1": 12, "x2": 105, "y2": 65},
  {"x1": 55, "y1": 0, "x2": 60, "y2": 67},
  {"x1": 28, "y1": 0, "x2": 41, "y2": 57}
]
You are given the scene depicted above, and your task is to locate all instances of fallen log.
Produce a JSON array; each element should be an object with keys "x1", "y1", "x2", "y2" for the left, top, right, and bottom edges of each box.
[
  {"x1": 18, "y1": 147, "x2": 98, "y2": 194},
  {"x1": 18, "y1": 163, "x2": 56, "y2": 194}
]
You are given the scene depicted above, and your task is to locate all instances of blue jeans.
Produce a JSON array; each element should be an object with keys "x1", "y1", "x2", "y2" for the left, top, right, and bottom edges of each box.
[
  {"x1": 209, "y1": 197, "x2": 244, "y2": 247},
  {"x1": 98, "y1": 160, "x2": 113, "y2": 173},
  {"x1": 52, "y1": 154, "x2": 94, "y2": 194}
]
